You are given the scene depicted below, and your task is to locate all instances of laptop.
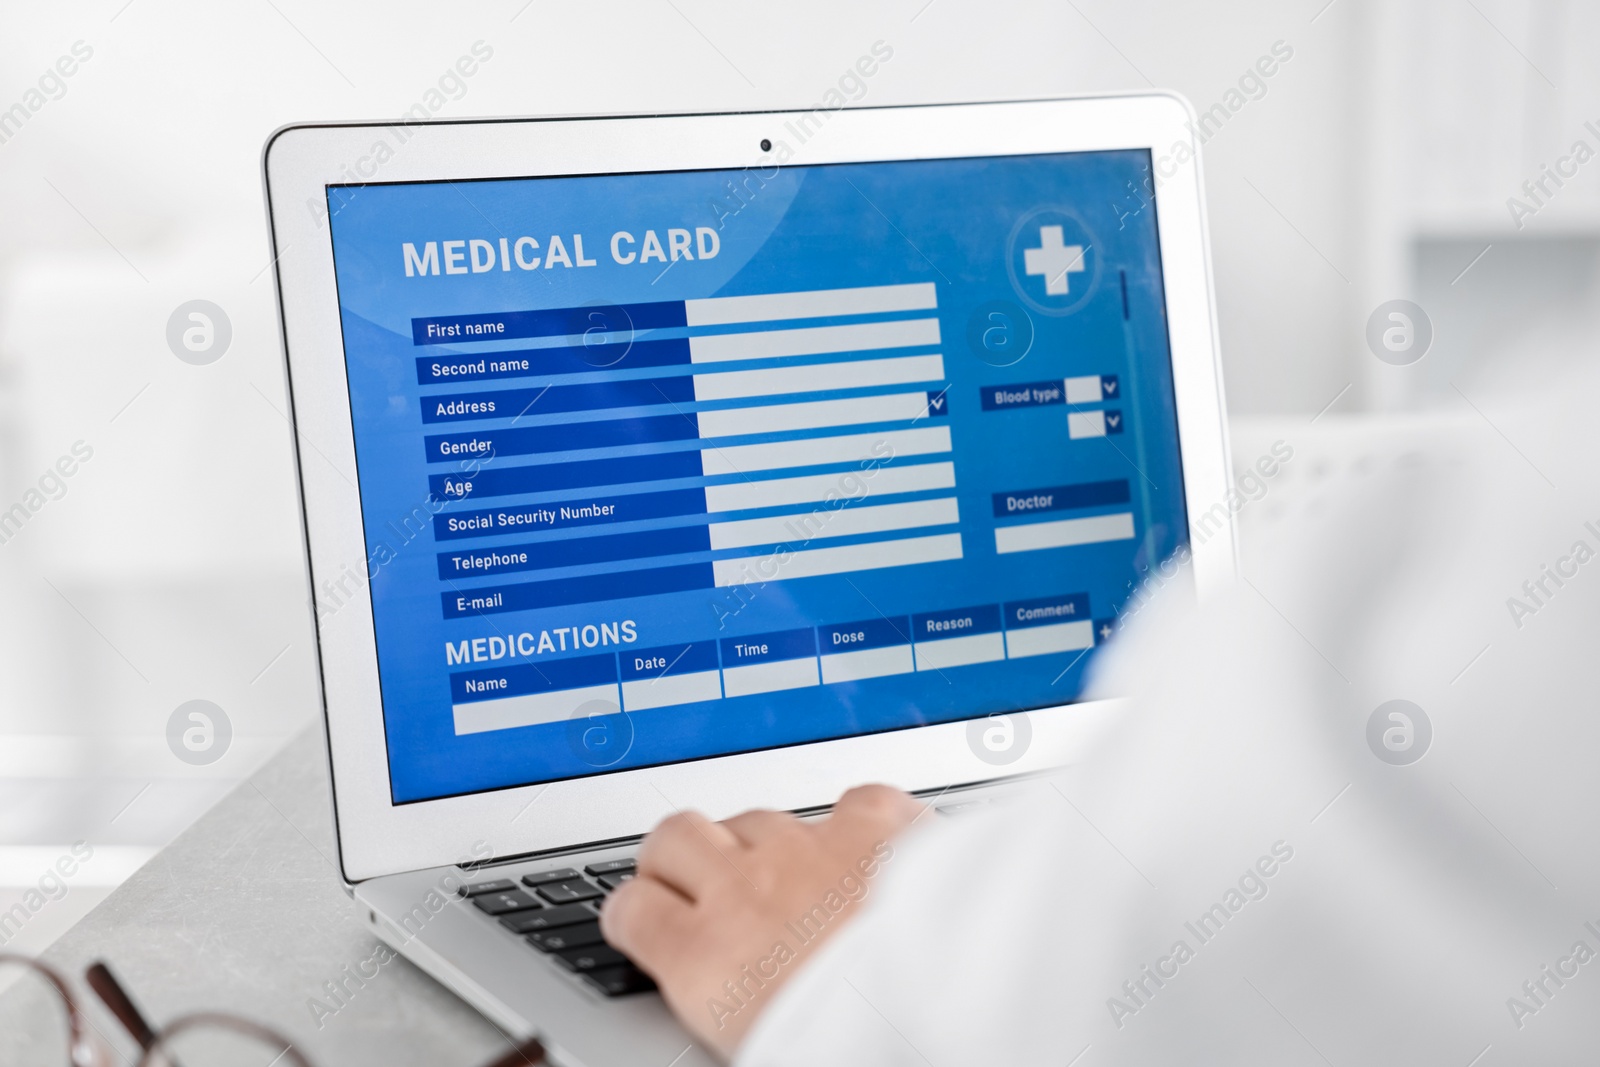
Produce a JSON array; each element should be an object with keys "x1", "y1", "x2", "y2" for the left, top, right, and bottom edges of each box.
[{"x1": 262, "y1": 95, "x2": 1234, "y2": 1065}]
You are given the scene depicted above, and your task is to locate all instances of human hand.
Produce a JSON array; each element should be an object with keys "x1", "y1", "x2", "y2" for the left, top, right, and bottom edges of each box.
[{"x1": 600, "y1": 785, "x2": 923, "y2": 1060}]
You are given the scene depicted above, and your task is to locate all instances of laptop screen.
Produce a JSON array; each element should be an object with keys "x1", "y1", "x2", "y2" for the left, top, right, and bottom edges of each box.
[{"x1": 324, "y1": 148, "x2": 1188, "y2": 804}]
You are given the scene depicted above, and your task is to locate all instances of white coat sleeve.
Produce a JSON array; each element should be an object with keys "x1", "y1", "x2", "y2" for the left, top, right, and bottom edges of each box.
[{"x1": 737, "y1": 403, "x2": 1600, "y2": 1065}]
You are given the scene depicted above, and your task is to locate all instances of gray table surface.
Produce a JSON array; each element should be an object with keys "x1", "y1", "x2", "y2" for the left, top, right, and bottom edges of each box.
[{"x1": 4, "y1": 726, "x2": 519, "y2": 1066}]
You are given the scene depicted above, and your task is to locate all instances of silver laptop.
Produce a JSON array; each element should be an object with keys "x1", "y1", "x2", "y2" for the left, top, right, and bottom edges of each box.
[{"x1": 262, "y1": 95, "x2": 1233, "y2": 1065}]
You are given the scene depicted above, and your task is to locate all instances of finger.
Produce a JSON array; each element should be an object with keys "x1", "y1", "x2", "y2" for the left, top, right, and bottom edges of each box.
[
  {"x1": 601, "y1": 875, "x2": 695, "y2": 974},
  {"x1": 635, "y1": 810, "x2": 744, "y2": 899},
  {"x1": 720, "y1": 808, "x2": 804, "y2": 848},
  {"x1": 831, "y1": 784, "x2": 924, "y2": 832}
]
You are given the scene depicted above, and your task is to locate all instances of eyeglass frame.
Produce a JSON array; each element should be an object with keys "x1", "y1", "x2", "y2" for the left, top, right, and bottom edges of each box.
[{"x1": 0, "y1": 952, "x2": 547, "y2": 1067}]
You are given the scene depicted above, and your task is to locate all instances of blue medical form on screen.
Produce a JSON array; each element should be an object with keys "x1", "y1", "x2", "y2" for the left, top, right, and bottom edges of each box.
[{"x1": 325, "y1": 149, "x2": 1189, "y2": 803}]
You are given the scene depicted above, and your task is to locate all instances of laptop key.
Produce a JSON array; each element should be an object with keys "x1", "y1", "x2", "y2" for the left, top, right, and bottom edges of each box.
[
  {"x1": 597, "y1": 872, "x2": 635, "y2": 891},
  {"x1": 526, "y1": 920, "x2": 605, "y2": 952},
  {"x1": 472, "y1": 889, "x2": 541, "y2": 916},
  {"x1": 554, "y1": 944, "x2": 628, "y2": 972},
  {"x1": 583, "y1": 858, "x2": 636, "y2": 877},
  {"x1": 459, "y1": 879, "x2": 517, "y2": 898},
  {"x1": 521, "y1": 868, "x2": 582, "y2": 887},
  {"x1": 582, "y1": 964, "x2": 657, "y2": 996},
  {"x1": 507, "y1": 903, "x2": 596, "y2": 932},
  {"x1": 500, "y1": 910, "x2": 555, "y2": 934},
  {"x1": 536, "y1": 879, "x2": 604, "y2": 905}
]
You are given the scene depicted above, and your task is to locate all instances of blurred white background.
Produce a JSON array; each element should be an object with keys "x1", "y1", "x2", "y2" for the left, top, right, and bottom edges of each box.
[{"x1": 2, "y1": 0, "x2": 1596, "y2": 951}]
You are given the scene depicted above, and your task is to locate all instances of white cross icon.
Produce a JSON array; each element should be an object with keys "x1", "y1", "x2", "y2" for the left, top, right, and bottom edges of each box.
[{"x1": 1023, "y1": 225, "x2": 1086, "y2": 296}]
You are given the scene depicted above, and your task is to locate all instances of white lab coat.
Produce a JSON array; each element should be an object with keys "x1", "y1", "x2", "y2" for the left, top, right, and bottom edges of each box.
[{"x1": 738, "y1": 386, "x2": 1600, "y2": 1064}]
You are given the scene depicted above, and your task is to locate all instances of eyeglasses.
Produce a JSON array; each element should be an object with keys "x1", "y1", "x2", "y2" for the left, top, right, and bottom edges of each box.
[{"x1": 0, "y1": 952, "x2": 546, "y2": 1067}]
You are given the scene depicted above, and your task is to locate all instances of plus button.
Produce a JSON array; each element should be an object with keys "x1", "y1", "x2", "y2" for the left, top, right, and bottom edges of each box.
[{"x1": 1023, "y1": 225, "x2": 1086, "y2": 296}]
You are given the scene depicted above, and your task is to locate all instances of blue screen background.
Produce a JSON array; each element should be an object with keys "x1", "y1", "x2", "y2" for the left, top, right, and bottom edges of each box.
[{"x1": 325, "y1": 150, "x2": 1188, "y2": 803}]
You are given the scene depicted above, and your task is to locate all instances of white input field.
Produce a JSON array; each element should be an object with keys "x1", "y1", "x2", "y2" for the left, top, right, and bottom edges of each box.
[
  {"x1": 708, "y1": 497, "x2": 959, "y2": 550},
  {"x1": 1064, "y1": 375, "x2": 1104, "y2": 403},
  {"x1": 697, "y1": 392, "x2": 934, "y2": 439},
  {"x1": 705, "y1": 462, "x2": 955, "y2": 513},
  {"x1": 820, "y1": 644, "x2": 914, "y2": 684},
  {"x1": 453, "y1": 684, "x2": 620, "y2": 736},
  {"x1": 994, "y1": 512, "x2": 1136, "y2": 555},
  {"x1": 722, "y1": 657, "x2": 820, "y2": 698},
  {"x1": 684, "y1": 283, "x2": 938, "y2": 326},
  {"x1": 700, "y1": 426, "x2": 951, "y2": 477},
  {"x1": 712, "y1": 532, "x2": 962, "y2": 587},
  {"x1": 621, "y1": 671, "x2": 722, "y2": 711},
  {"x1": 693, "y1": 354, "x2": 944, "y2": 402},
  {"x1": 913, "y1": 633, "x2": 1005, "y2": 671},
  {"x1": 1067, "y1": 411, "x2": 1106, "y2": 439},
  {"x1": 688, "y1": 318, "x2": 941, "y2": 364},
  {"x1": 1005, "y1": 620, "x2": 1095, "y2": 659}
]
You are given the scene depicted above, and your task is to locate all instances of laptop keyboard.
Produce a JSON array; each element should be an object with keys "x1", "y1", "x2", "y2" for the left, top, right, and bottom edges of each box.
[
  {"x1": 452, "y1": 791, "x2": 1008, "y2": 997},
  {"x1": 460, "y1": 857, "x2": 654, "y2": 997}
]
